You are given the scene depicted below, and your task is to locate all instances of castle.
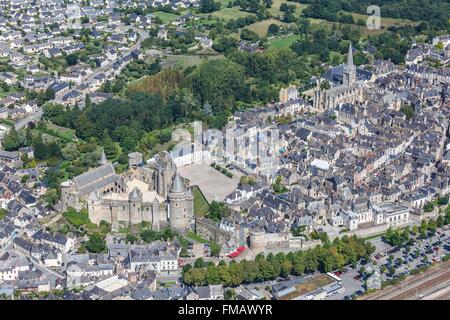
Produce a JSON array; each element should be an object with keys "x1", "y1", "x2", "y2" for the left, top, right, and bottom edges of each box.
[
  {"x1": 60, "y1": 151, "x2": 194, "y2": 233},
  {"x1": 313, "y1": 43, "x2": 365, "y2": 110}
]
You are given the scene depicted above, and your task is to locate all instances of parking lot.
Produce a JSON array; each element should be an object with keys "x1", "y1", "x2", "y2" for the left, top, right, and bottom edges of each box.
[
  {"x1": 325, "y1": 269, "x2": 364, "y2": 300},
  {"x1": 376, "y1": 230, "x2": 450, "y2": 279},
  {"x1": 327, "y1": 226, "x2": 450, "y2": 300}
]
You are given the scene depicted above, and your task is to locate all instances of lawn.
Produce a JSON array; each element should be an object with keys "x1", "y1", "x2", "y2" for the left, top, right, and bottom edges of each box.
[
  {"x1": 193, "y1": 185, "x2": 210, "y2": 217},
  {"x1": 269, "y1": 34, "x2": 301, "y2": 49},
  {"x1": 152, "y1": 11, "x2": 181, "y2": 24},
  {"x1": 210, "y1": 7, "x2": 255, "y2": 20},
  {"x1": 186, "y1": 231, "x2": 210, "y2": 244}
]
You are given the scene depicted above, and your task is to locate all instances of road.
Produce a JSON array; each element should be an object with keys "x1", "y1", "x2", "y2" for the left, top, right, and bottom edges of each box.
[
  {"x1": 14, "y1": 108, "x2": 43, "y2": 130},
  {"x1": 76, "y1": 26, "x2": 149, "y2": 88}
]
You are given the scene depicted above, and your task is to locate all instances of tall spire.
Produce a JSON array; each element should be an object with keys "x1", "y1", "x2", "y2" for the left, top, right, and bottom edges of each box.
[
  {"x1": 347, "y1": 42, "x2": 354, "y2": 68},
  {"x1": 170, "y1": 170, "x2": 186, "y2": 193},
  {"x1": 99, "y1": 149, "x2": 107, "y2": 166},
  {"x1": 343, "y1": 42, "x2": 356, "y2": 86}
]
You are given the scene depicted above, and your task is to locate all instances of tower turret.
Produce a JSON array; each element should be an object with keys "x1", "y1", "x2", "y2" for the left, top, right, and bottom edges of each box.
[
  {"x1": 168, "y1": 170, "x2": 193, "y2": 232},
  {"x1": 128, "y1": 187, "x2": 142, "y2": 226}
]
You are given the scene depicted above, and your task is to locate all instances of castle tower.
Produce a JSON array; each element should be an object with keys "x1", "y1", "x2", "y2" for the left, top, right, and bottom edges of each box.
[
  {"x1": 168, "y1": 170, "x2": 193, "y2": 232},
  {"x1": 87, "y1": 191, "x2": 103, "y2": 226},
  {"x1": 343, "y1": 43, "x2": 356, "y2": 86},
  {"x1": 128, "y1": 187, "x2": 143, "y2": 226},
  {"x1": 154, "y1": 152, "x2": 175, "y2": 198}
]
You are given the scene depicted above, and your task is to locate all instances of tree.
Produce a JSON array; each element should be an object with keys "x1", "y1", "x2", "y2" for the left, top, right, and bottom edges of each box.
[
  {"x1": 42, "y1": 189, "x2": 59, "y2": 207},
  {"x1": 66, "y1": 54, "x2": 78, "y2": 66},
  {"x1": 267, "y1": 23, "x2": 280, "y2": 36},
  {"x1": 2, "y1": 128, "x2": 21, "y2": 151},
  {"x1": 199, "y1": 0, "x2": 221, "y2": 13},
  {"x1": 194, "y1": 257, "x2": 206, "y2": 269},
  {"x1": 438, "y1": 196, "x2": 448, "y2": 206},
  {"x1": 208, "y1": 201, "x2": 230, "y2": 222},
  {"x1": 437, "y1": 215, "x2": 444, "y2": 228},
  {"x1": 125, "y1": 234, "x2": 137, "y2": 244},
  {"x1": 210, "y1": 242, "x2": 221, "y2": 257},
  {"x1": 180, "y1": 246, "x2": 189, "y2": 257},
  {"x1": 400, "y1": 104, "x2": 415, "y2": 120},
  {"x1": 34, "y1": 142, "x2": 48, "y2": 160},
  {"x1": 45, "y1": 88, "x2": 55, "y2": 100},
  {"x1": 224, "y1": 288, "x2": 235, "y2": 300},
  {"x1": 85, "y1": 233, "x2": 106, "y2": 253},
  {"x1": 320, "y1": 80, "x2": 331, "y2": 90},
  {"x1": 0, "y1": 208, "x2": 7, "y2": 220}
]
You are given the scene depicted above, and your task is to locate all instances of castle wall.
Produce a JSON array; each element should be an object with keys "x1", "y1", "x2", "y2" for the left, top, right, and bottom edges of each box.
[{"x1": 195, "y1": 218, "x2": 233, "y2": 245}]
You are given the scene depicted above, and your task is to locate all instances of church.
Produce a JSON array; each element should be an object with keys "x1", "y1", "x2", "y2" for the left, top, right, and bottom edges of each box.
[
  {"x1": 313, "y1": 43, "x2": 366, "y2": 110},
  {"x1": 60, "y1": 151, "x2": 194, "y2": 233}
]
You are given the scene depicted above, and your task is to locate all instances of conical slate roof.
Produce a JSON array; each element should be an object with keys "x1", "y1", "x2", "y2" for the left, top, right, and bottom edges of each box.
[
  {"x1": 170, "y1": 170, "x2": 186, "y2": 193},
  {"x1": 88, "y1": 191, "x2": 99, "y2": 201},
  {"x1": 129, "y1": 187, "x2": 141, "y2": 200},
  {"x1": 99, "y1": 149, "x2": 108, "y2": 166},
  {"x1": 347, "y1": 42, "x2": 354, "y2": 67}
]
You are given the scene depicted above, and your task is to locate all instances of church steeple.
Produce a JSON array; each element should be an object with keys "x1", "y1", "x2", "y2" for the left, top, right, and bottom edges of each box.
[
  {"x1": 343, "y1": 42, "x2": 356, "y2": 86},
  {"x1": 99, "y1": 149, "x2": 108, "y2": 166},
  {"x1": 347, "y1": 42, "x2": 354, "y2": 68}
]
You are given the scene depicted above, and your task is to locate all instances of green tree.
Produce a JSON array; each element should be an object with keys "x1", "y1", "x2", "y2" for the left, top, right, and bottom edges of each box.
[
  {"x1": 2, "y1": 128, "x2": 21, "y2": 151},
  {"x1": 33, "y1": 142, "x2": 48, "y2": 160},
  {"x1": 85, "y1": 233, "x2": 106, "y2": 253},
  {"x1": 66, "y1": 54, "x2": 78, "y2": 66},
  {"x1": 42, "y1": 189, "x2": 59, "y2": 207},
  {"x1": 194, "y1": 257, "x2": 206, "y2": 269},
  {"x1": 210, "y1": 242, "x2": 221, "y2": 257}
]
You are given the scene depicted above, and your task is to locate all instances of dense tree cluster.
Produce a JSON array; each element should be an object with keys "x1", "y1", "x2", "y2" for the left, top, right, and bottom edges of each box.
[
  {"x1": 199, "y1": 0, "x2": 221, "y2": 13},
  {"x1": 182, "y1": 235, "x2": 375, "y2": 286},
  {"x1": 292, "y1": 0, "x2": 450, "y2": 30}
]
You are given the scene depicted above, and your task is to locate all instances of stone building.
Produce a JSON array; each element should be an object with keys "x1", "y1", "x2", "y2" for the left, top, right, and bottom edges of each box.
[
  {"x1": 60, "y1": 151, "x2": 194, "y2": 232},
  {"x1": 313, "y1": 43, "x2": 365, "y2": 110}
]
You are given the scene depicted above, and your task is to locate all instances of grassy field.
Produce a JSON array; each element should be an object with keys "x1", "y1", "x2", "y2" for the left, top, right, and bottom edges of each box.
[
  {"x1": 268, "y1": 34, "x2": 301, "y2": 48},
  {"x1": 268, "y1": 0, "x2": 308, "y2": 17},
  {"x1": 193, "y1": 185, "x2": 210, "y2": 217},
  {"x1": 246, "y1": 18, "x2": 286, "y2": 37},
  {"x1": 308, "y1": 18, "x2": 386, "y2": 38},
  {"x1": 164, "y1": 54, "x2": 224, "y2": 68},
  {"x1": 152, "y1": 11, "x2": 181, "y2": 24},
  {"x1": 210, "y1": 7, "x2": 255, "y2": 20}
]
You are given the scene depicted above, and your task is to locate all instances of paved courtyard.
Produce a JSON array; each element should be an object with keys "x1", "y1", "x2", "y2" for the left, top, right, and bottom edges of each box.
[{"x1": 179, "y1": 163, "x2": 242, "y2": 202}]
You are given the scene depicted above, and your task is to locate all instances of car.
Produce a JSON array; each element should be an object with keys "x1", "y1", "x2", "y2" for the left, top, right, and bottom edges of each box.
[
  {"x1": 344, "y1": 295, "x2": 352, "y2": 300},
  {"x1": 355, "y1": 290, "x2": 364, "y2": 296}
]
